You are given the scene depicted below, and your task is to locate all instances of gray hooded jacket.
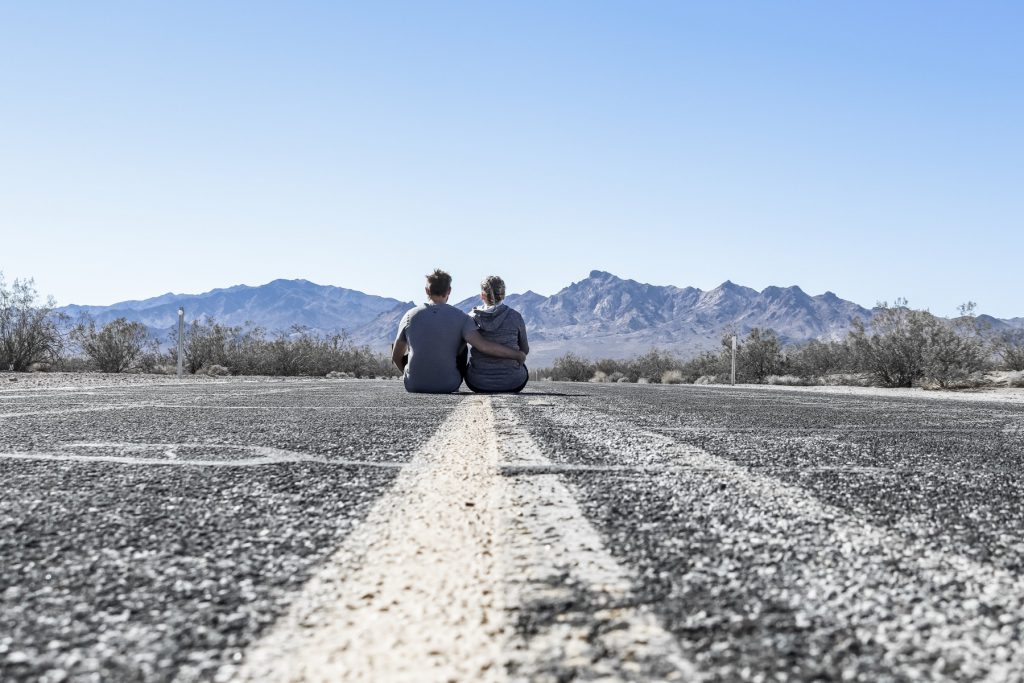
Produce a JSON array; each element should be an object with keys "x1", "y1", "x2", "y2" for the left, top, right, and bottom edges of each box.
[{"x1": 466, "y1": 303, "x2": 529, "y2": 392}]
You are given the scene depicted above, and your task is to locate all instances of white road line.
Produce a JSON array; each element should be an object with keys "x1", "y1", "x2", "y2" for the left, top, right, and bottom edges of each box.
[
  {"x1": 0, "y1": 444, "x2": 407, "y2": 469},
  {"x1": 0, "y1": 404, "x2": 453, "y2": 419},
  {"x1": 228, "y1": 396, "x2": 697, "y2": 683},
  {"x1": 229, "y1": 396, "x2": 508, "y2": 682},
  {"x1": 500, "y1": 463, "x2": 1017, "y2": 474},
  {"x1": 494, "y1": 401, "x2": 701, "y2": 682},
  {"x1": 533, "y1": 401, "x2": 1024, "y2": 681}
]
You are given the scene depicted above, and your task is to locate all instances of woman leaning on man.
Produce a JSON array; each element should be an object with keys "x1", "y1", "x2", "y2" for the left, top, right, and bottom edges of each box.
[{"x1": 463, "y1": 275, "x2": 529, "y2": 393}]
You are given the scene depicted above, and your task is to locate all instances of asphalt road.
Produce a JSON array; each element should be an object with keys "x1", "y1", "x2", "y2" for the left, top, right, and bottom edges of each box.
[{"x1": 2, "y1": 378, "x2": 1023, "y2": 682}]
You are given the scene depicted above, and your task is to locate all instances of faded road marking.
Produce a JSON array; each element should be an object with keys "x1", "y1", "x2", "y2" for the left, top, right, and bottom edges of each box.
[{"x1": 229, "y1": 396, "x2": 697, "y2": 682}]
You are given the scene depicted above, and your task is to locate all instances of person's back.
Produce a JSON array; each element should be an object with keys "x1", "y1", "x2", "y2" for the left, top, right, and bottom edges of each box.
[
  {"x1": 396, "y1": 301, "x2": 474, "y2": 394},
  {"x1": 392, "y1": 269, "x2": 526, "y2": 394},
  {"x1": 465, "y1": 276, "x2": 529, "y2": 393}
]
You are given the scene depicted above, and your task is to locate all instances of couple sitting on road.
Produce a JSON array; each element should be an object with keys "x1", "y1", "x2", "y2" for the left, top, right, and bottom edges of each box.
[{"x1": 392, "y1": 269, "x2": 529, "y2": 394}]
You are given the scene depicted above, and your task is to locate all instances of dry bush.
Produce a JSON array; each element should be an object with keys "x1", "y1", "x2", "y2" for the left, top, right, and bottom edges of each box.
[
  {"x1": 594, "y1": 358, "x2": 629, "y2": 377},
  {"x1": 767, "y1": 374, "x2": 820, "y2": 386},
  {"x1": 847, "y1": 301, "x2": 934, "y2": 387},
  {"x1": 549, "y1": 353, "x2": 595, "y2": 382},
  {"x1": 786, "y1": 339, "x2": 853, "y2": 379},
  {"x1": 628, "y1": 349, "x2": 682, "y2": 383},
  {"x1": 661, "y1": 369, "x2": 685, "y2": 384},
  {"x1": 168, "y1": 317, "x2": 398, "y2": 377},
  {"x1": 589, "y1": 370, "x2": 610, "y2": 383},
  {"x1": 0, "y1": 274, "x2": 65, "y2": 371},
  {"x1": 198, "y1": 364, "x2": 231, "y2": 377},
  {"x1": 920, "y1": 303, "x2": 991, "y2": 387},
  {"x1": 847, "y1": 300, "x2": 991, "y2": 388},
  {"x1": 72, "y1": 316, "x2": 155, "y2": 373},
  {"x1": 716, "y1": 328, "x2": 783, "y2": 384},
  {"x1": 996, "y1": 329, "x2": 1024, "y2": 371}
]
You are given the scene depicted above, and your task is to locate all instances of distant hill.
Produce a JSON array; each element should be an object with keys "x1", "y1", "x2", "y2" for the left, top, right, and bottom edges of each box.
[
  {"x1": 59, "y1": 273, "x2": 1023, "y2": 367},
  {"x1": 57, "y1": 279, "x2": 409, "y2": 339}
]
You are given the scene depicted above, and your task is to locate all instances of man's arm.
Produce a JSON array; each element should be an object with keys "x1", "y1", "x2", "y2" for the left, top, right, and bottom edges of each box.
[
  {"x1": 465, "y1": 330, "x2": 526, "y2": 363},
  {"x1": 392, "y1": 340, "x2": 409, "y2": 372}
]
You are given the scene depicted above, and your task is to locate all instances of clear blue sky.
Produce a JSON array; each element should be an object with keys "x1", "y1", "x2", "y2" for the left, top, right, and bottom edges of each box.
[{"x1": 2, "y1": 2, "x2": 1021, "y2": 317}]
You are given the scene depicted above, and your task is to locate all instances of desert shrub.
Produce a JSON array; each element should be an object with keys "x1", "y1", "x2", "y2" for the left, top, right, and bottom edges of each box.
[
  {"x1": 847, "y1": 300, "x2": 933, "y2": 387},
  {"x1": 0, "y1": 274, "x2": 66, "y2": 371},
  {"x1": 168, "y1": 317, "x2": 397, "y2": 377},
  {"x1": 718, "y1": 328, "x2": 783, "y2": 383},
  {"x1": 167, "y1": 317, "x2": 236, "y2": 373},
  {"x1": 71, "y1": 316, "x2": 156, "y2": 372},
  {"x1": 847, "y1": 300, "x2": 992, "y2": 388},
  {"x1": 767, "y1": 374, "x2": 819, "y2": 386},
  {"x1": 737, "y1": 328, "x2": 783, "y2": 383},
  {"x1": 593, "y1": 358, "x2": 629, "y2": 377},
  {"x1": 679, "y1": 351, "x2": 727, "y2": 383},
  {"x1": 996, "y1": 329, "x2": 1024, "y2": 371},
  {"x1": 589, "y1": 370, "x2": 610, "y2": 383},
  {"x1": 839, "y1": 301, "x2": 991, "y2": 389},
  {"x1": 628, "y1": 349, "x2": 683, "y2": 383},
  {"x1": 785, "y1": 339, "x2": 853, "y2": 379},
  {"x1": 661, "y1": 369, "x2": 685, "y2": 384},
  {"x1": 920, "y1": 303, "x2": 991, "y2": 387},
  {"x1": 198, "y1": 364, "x2": 231, "y2": 376},
  {"x1": 550, "y1": 353, "x2": 595, "y2": 382}
]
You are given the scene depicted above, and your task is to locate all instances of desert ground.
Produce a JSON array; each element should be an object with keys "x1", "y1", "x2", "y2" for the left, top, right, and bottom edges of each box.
[{"x1": 2, "y1": 375, "x2": 1023, "y2": 682}]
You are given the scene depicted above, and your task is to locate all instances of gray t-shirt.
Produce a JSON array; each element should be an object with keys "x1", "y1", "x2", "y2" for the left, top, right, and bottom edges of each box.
[{"x1": 395, "y1": 302, "x2": 477, "y2": 393}]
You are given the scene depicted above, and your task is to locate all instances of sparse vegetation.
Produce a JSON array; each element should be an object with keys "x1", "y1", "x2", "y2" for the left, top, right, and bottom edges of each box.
[
  {"x1": 539, "y1": 300, "x2": 1021, "y2": 391},
  {"x1": 549, "y1": 352, "x2": 595, "y2": 382},
  {"x1": 71, "y1": 316, "x2": 157, "y2": 373},
  {"x1": 848, "y1": 300, "x2": 990, "y2": 388},
  {"x1": 0, "y1": 273, "x2": 66, "y2": 371},
  {"x1": 168, "y1": 317, "x2": 398, "y2": 378},
  {"x1": 996, "y1": 329, "x2": 1024, "y2": 371}
]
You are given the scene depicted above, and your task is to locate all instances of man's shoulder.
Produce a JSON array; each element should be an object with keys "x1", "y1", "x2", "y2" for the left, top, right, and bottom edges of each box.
[
  {"x1": 404, "y1": 303, "x2": 470, "y2": 324},
  {"x1": 403, "y1": 303, "x2": 428, "y2": 316}
]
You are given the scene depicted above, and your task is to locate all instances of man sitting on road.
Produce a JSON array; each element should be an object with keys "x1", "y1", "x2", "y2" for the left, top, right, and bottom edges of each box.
[{"x1": 392, "y1": 269, "x2": 527, "y2": 394}]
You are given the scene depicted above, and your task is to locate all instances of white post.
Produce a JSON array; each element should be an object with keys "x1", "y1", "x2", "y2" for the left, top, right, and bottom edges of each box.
[
  {"x1": 731, "y1": 335, "x2": 737, "y2": 385},
  {"x1": 177, "y1": 307, "x2": 185, "y2": 379}
]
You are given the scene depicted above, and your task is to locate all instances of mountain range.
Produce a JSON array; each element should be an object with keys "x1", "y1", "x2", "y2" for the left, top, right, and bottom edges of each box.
[{"x1": 56, "y1": 272, "x2": 1024, "y2": 368}]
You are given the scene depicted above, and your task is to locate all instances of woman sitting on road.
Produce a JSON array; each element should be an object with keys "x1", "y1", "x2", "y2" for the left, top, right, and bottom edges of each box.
[{"x1": 464, "y1": 275, "x2": 529, "y2": 393}]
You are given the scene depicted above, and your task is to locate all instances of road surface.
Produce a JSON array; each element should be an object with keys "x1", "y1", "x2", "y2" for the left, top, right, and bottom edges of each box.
[{"x1": 1, "y1": 377, "x2": 1022, "y2": 682}]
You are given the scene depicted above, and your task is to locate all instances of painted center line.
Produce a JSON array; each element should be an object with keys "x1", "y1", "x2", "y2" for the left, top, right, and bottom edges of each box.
[{"x1": 228, "y1": 396, "x2": 697, "y2": 682}]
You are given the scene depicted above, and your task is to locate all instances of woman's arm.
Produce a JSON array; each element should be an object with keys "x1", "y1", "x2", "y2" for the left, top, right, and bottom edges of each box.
[{"x1": 518, "y1": 319, "x2": 529, "y2": 355}]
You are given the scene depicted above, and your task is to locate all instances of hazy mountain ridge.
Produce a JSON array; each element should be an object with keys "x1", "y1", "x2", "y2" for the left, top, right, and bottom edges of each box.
[
  {"x1": 441, "y1": 270, "x2": 875, "y2": 364},
  {"x1": 58, "y1": 273, "x2": 1022, "y2": 367},
  {"x1": 57, "y1": 279, "x2": 408, "y2": 337}
]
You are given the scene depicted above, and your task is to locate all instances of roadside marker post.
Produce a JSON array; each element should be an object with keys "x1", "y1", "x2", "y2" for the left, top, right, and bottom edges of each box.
[
  {"x1": 731, "y1": 335, "x2": 737, "y2": 385},
  {"x1": 177, "y1": 307, "x2": 184, "y2": 379}
]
